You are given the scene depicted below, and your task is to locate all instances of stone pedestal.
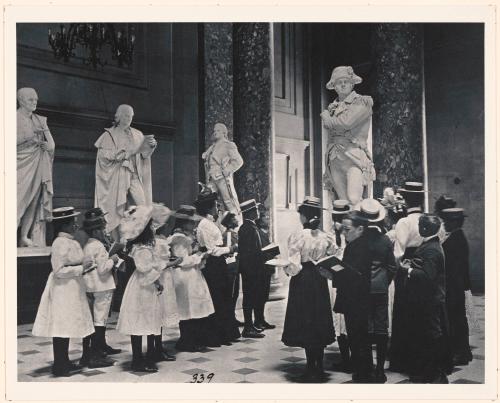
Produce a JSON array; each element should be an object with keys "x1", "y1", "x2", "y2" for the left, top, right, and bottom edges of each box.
[
  {"x1": 233, "y1": 23, "x2": 273, "y2": 233},
  {"x1": 17, "y1": 247, "x2": 52, "y2": 324},
  {"x1": 371, "y1": 24, "x2": 424, "y2": 196},
  {"x1": 202, "y1": 23, "x2": 234, "y2": 144}
]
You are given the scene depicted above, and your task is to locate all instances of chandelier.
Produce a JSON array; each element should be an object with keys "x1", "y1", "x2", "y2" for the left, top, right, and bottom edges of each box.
[{"x1": 48, "y1": 23, "x2": 136, "y2": 69}]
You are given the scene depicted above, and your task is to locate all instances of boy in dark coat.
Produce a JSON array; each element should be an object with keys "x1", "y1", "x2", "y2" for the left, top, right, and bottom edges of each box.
[
  {"x1": 238, "y1": 199, "x2": 266, "y2": 338},
  {"x1": 441, "y1": 208, "x2": 473, "y2": 365},
  {"x1": 399, "y1": 214, "x2": 452, "y2": 383}
]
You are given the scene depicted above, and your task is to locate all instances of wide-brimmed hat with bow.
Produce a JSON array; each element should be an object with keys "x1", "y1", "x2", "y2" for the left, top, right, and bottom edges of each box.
[
  {"x1": 356, "y1": 198, "x2": 386, "y2": 223},
  {"x1": 52, "y1": 206, "x2": 80, "y2": 220},
  {"x1": 118, "y1": 205, "x2": 153, "y2": 242},
  {"x1": 174, "y1": 205, "x2": 203, "y2": 222},
  {"x1": 82, "y1": 207, "x2": 107, "y2": 230},
  {"x1": 298, "y1": 196, "x2": 328, "y2": 211},
  {"x1": 326, "y1": 66, "x2": 363, "y2": 90}
]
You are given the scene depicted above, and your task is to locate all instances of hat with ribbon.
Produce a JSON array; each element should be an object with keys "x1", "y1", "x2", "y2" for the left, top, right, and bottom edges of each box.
[
  {"x1": 174, "y1": 205, "x2": 203, "y2": 222},
  {"x1": 298, "y1": 196, "x2": 328, "y2": 210},
  {"x1": 52, "y1": 206, "x2": 80, "y2": 220},
  {"x1": 326, "y1": 66, "x2": 363, "y2": 90},
  {"x1": 434, "y1": 195, "x2": 457, "y2": 215},
  {"x1": 440, "y1": 207, "x2": 467, "y2": 221},
  {"x1": 194, "y1": 182, "x2": 218, "y2": 208},
  {"x1": 118, "y1": 205, "x2": 153, "y2": 242},
  {"x1": 82, "y1": 207, "x2": 107, "y2": 230},
  {"x1": 331, "y1": 199, "x2": 351, "y2": 215},
  {"x1": 398, "y1": 181, "x2": 427, "y2": 193},
  {"x1": 240, "y1": 199, "x2": 261, "y2": 213},
  {"x1": 356, "y1": 198, "x2": 386, "y2": 223}
]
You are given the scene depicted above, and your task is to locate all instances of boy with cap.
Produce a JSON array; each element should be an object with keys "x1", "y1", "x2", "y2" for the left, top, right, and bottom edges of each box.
[
  {"x1": 80, "y1": 207, "x2": 121, "y2": 368},
  {"x1": 238, "y1": 199, "x2": 267, "y2": 338}
]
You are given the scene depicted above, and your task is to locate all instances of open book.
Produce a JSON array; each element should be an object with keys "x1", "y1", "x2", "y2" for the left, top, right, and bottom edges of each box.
[
  {"x1": 311, "y1": 254, "x2": 344, "y2": 270},
  {"x1": 261, "y1": 243, "x2": 280, "y2": 261}
]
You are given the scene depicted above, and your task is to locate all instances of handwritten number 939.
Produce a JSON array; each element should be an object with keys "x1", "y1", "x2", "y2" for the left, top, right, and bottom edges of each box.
[{"x1": 190, "y1": 373, "x2": 214, "y2": 383}]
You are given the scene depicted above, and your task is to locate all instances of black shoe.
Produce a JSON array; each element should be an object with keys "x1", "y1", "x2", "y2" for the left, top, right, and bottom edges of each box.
[
  {"x1": 374, "y1": 368, "x2": 387, "y2": 383},
  {"x1": 79, "y1": 355, "x2": 90, "y2": 367},
  {"x1": 176, "y1": 343, "x2": 204, "y2": 353},
  {"x1": 154, "y1": 350, "x2": 176, "y2": 362},
  {"x1": 242, "y1": 327, "x2": 265, "y2": 338},
  {"x1": 331, "y1": 360, "x2": 352, "y2": 373},
  {"x1": 235, "y1": 320, "x2": 245, "y2": 327},
  {"x1": 103, "y1": 344, "x2": 122, "y2": 355},
  {"x1": 88, "y1": 354, "x2": 115, "y2": 369},
  {"x1": 254, "y1": 320, "x2": 276, "y2": 330},
  {"x1": 131, "y1": 359, "x2": 158, "y2": 373}
]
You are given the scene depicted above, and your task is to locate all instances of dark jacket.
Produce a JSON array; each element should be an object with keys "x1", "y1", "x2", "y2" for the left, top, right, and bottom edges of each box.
[
  {"x1": 366, "y1": 228, "x2": 397, "y2": 294},
  {"x1": 407, "y1": 236, "x2": 446, "y2": 308},
  {"x1": 442, "y1": 229, "x2": 471, "y2": 305},
  {"x1": 238, "y1": 219, "x2": 264, "y2": 275}
]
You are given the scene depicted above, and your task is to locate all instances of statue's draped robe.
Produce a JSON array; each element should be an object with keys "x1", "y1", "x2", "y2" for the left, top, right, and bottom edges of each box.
[
  {"x1": 17, "y1": 110, "x2": 54, "y2": 245},
  {"x1": 94, "y1": 127, "x2": 153, "y2": 233}
]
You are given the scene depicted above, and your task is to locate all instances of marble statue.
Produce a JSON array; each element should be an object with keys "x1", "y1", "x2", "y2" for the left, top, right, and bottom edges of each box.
[
  {"x1": 94, "y1": 104, "x2": 157, "y2": 237},
  {"x1": 17, "y1": 87, "x2": 55, "y2": 247},
  {"x1": 202, "y1": 123, "x2": 243, "y2": 218},
  {"x1": 321, "y1": 66, "x2": 376, "y2": 206}
]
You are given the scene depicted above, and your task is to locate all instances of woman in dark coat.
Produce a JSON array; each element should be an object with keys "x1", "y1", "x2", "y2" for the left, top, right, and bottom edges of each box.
[
  {"x1": 441, "y1": 208, "x2": 473, "y2": 365},
  {"x1": 282, "y1": 196, "x2": 336, "y2": 381}
]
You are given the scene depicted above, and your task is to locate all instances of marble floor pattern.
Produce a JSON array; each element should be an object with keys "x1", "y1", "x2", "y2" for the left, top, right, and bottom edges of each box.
[{"x1": 17, "y1": 295, "x2": 485, "y2": 383}]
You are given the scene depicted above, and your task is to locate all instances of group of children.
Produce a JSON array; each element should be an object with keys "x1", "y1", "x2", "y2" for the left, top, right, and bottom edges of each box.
[
  {"x1": 280, "y1": 181, "x2": 473, "y2": 384},
  {"x1": 32, "y1": 185, "x2": 275, "y2": 376}
]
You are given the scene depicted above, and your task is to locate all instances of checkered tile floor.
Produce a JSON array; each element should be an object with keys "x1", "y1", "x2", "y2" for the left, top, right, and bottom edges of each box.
[{"x1": 17, "y1": 295, "x2": 485, "y2": 383}]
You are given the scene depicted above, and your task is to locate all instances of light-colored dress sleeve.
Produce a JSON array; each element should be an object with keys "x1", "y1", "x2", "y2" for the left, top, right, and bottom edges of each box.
[
  {"x1": 284, "y1": 231, "x2": 304, "y2": 276},
  {"x1": 91, "y1": 241, "x2": 115, "y2": 276},
  {"x1": 197, "y1": 220, "x2": 231, "y2": 256},
  {"x1": 51, "y1": 238, "x2": 84, "y2": 279},
  {"x1": 132, "y1": 246, "x2": 161, "y2": 286}
]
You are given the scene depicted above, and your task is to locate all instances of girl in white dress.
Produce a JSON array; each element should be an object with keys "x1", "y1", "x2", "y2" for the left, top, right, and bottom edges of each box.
[
  {"x1": 116, "y1": 205, "x2": 166, "y2": 373},
  {"x1": 32, "y1": 207, "x2": 95, "y2": 377}
]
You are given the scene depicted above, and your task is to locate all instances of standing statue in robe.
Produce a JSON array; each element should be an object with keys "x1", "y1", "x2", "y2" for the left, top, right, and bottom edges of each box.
[
  {"x1": 17, "y1": 87, "x2": 55, "y2": 247},
  {"x1": 322, "y1": 66, "x2": 376, "y2": 206},
  {"x1": 202, "y1": 123, "x2": 243, "y2": 218},
  {"x1": 94, "y1": 104, "x2": 157, "y2": 237}
]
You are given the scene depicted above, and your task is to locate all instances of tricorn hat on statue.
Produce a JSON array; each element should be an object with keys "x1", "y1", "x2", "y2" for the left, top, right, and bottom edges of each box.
[
  {"x1": 356, "y1": 198, "x2": 386, "y2": 223},
  {"x1": 82, "y1": 207, "x2": 107, "y2": 230},
  {"x1": 331, "y1": 199, "x2": 351, "y2": 215},
  {"x1": 326, "y1": 66, "x2": 363, "y2": 90},
  {"x1": 52, "y1": 206, "x2": 80, "y2": 220},
  {"x1": 240, "y1": 199, "x2": 261, "y2": 214}
]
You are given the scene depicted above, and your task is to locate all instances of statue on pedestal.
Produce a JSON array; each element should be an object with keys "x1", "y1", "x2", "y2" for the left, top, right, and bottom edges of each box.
[
  {"x1": 94, "y1": 104, "x2": 157, "y2": 238},
  {"x1": 202, "y1": 123, "x2": 243, "y2": 219},
  {"x1": 17, "y1": 87, "x2": 55, "y2": 247},
  {"x1": 322, "y1": 66, "x2": 376, "y2": 206}
]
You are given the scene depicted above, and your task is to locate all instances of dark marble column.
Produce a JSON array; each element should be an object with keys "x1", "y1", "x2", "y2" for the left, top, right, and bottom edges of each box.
[
  {"x1": 371, "y1": 24, "x2": 424, "y2": 196},
  {"x1": 202, "y1": 23, "x2": 234, "y2": 145},
  {"x1": 233, "y1": 23, "x2": 273, "y2": 232}
]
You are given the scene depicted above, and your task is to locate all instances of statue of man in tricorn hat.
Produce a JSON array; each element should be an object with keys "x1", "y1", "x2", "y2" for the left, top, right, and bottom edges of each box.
[{"x1": 322, "y1": 66, "x2": 376, "y2": 206}]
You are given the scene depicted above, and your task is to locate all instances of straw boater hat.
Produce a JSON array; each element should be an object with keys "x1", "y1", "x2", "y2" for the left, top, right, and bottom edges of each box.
[
  {"x1": 240, "y1": 199, "x2": 261, "y2": 214},
  {"x1": 440, "y1": 207, "x2": 467, "y2": 221},
  {"x1": 52, "y1": 206, "x2": 80, "y2": 220},
  {"x1": 298, "y1": 196, "x2": 328, "y2": 211},
  {"x1": 398, "y1": 181, "x2": 427, "y2": 194},
  {"x1": 118, "y1": 205, "x2": 153, "y2": 242},
  {"x1": 331, "y1": 199, "x2": 351, "y2": 215},
  {"x1": 174, "y1": 205, "x2": 203, "y2": 222},
  {"x1": 326, "y1": 66, "x2": 362, "y2": 90},
  {"x1": 82, "y1": 207, "x2": 107, "y2": 230},
  {"x1": 356, "y1": 198, "x2": 386, "y2": 223}
]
